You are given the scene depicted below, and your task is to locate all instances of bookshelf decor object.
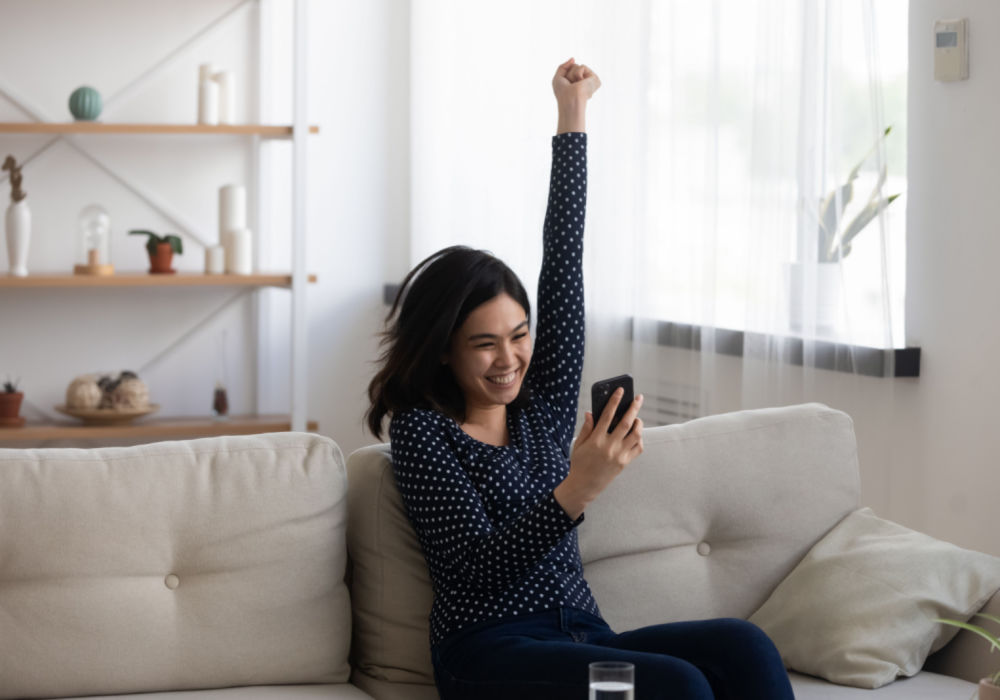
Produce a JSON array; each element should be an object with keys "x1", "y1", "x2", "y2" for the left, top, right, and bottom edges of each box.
[{"x1": 73, "y1": 204, "x2": 115, "y2": 276}]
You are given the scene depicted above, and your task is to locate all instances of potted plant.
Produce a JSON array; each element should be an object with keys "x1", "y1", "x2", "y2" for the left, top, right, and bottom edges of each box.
[
  {"x1": 129, "y1": 229, "x2": 183, "y2": 274},
  {"x1": 937, "y1": 613, "x2": 1000, "y2": 699},
  {"x1": 0, "y1": 377, "x2": 25, "y2": 427},
  {"x1": 789, "y1": 127, "x2": 901, "y2": 333}
]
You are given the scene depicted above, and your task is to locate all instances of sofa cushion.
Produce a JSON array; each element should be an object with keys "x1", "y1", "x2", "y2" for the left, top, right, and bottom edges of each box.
[
  {"x1": 579, "y1": 402, "x2": 861, "y2": 633},
  {"x1": 0, "y1": 433, "x2": 352, "y2": 700},
  {"x1": 749, "y1": 507, "x2": 1000, "y2": 689},
  {"x1": 346, "y1": 444, "x2": 435, "y2": 686}
]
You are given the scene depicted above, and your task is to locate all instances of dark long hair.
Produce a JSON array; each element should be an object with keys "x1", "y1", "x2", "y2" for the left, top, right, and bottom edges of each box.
[{"x1": 365, "y1": 246, "x2": 532, "y2": 439}]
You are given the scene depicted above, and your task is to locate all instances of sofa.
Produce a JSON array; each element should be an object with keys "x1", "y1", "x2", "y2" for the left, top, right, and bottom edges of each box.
[{"x1": 1, "y1": 403, "x2": 997, "y2": 699}]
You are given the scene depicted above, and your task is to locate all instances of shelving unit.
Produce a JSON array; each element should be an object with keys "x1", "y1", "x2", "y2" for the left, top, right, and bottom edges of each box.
[
  {"x1": 0, "y1": 0, "x2": 317, "y2": 445},
  {"x1": 0, "y1": 416, "x2": 320, "y2": 443},
  {"x1": 0, "y1": 272, "x2": 317, "y2": 288},
  {"x1": 0, "y1": 122, "x2": 319, "y2": 137}
]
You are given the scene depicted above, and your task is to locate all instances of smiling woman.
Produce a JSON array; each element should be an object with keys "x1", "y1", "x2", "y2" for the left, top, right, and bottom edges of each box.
[{"x1": 363, "y1": 59, "x2": 794, "y2": 700}]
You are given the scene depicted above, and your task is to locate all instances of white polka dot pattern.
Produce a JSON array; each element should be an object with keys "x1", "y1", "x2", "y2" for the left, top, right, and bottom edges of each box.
[{"x1": 390, "y1": 133, "x2": 598, "y2": 647}]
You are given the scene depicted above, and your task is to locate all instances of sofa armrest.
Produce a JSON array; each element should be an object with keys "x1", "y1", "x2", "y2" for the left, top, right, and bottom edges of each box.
[{"x1": 923, "y1": 589, "x2": 1000, "y2": 683}]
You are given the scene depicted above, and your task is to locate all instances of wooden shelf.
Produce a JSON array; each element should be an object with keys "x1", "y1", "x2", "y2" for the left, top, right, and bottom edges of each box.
[
  {"x1": 0, "y1": 272, "x2": 318, "y2": 288},
  {"x1": 0, "y1": 122, "x2": 319, "y2": 137},
  {"x1": 0, "y1": 415, "x2": 319, "y2": 443}
]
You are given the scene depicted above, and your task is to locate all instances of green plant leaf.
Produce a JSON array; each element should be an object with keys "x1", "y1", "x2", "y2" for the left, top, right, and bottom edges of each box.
[
  {"x1": 936, "y1": 618, "x2": 1000, "y2": 650},
  {"x1": 128, "y1": 229, "x2": 162, "y2": 256},
  {"x1": 164, "y1": 234, "x2": 183, "y2": 255},
  {"x1": 831, "y1": 193, "x2": 900, "y2": 259},
  {"x1": 975, "y1": 613, "x2": 1000, "y2": 627}
]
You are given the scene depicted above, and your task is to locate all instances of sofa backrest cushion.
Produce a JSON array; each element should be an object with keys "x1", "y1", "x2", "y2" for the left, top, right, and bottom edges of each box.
[
  {"x1": 0, "y1": 432, "x2": 351, "y2": 700},
  {"x1": 579, "y1": 402, "x2": 861, "y2": 633},
  {"x1": 345, "y1": 403, "x2": 860, "y2": 686}
]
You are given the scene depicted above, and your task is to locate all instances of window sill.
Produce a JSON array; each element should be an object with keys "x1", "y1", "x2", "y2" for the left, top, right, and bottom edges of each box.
[
  {"x1": 635, "y1": 318, "x2": 920, "y2": 378},
  {"x1": 381, "y1": 286, "x2": 920, "y2": 378}
]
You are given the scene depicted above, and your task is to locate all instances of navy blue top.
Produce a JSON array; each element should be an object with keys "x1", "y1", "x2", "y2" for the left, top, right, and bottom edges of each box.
[{"x1": 390, "y1": 132, "x2": 599, "y2": 647}]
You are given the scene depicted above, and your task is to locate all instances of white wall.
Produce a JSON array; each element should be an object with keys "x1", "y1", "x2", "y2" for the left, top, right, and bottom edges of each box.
[
  {"x1": 895, "y1": 0, "x2": 1000, "y2": 556},
  {"x1": 305, "y1": 0, "x2": 410, "y2": 454}
]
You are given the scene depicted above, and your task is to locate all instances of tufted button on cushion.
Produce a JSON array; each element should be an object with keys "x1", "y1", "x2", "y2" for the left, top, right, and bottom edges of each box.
[
  {"x1": 696, "y1": 542, "x2": 711, "y2": 557},
  {"x1": 164, "y1": 574, "x2": 180, "y2": 590}
]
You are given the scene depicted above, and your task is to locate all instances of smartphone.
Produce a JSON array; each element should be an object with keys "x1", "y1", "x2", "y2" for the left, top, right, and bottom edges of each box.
[{"x1": 591, "y1": 374, "x2": 634, "y2": 433}]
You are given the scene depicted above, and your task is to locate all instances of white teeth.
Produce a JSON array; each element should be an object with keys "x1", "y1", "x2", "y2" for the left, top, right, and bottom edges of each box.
[{"x1": 487, "y1": 372, "x2": 517, "y2": 385}]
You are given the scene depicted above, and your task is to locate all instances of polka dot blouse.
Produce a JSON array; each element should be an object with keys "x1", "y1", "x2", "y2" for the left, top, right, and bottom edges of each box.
[{"x1": 390, "y1": 132, "x2": 597, "y2": 647}]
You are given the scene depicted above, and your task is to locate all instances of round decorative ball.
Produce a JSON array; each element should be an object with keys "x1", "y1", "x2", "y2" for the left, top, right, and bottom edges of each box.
[
  {"x1": 112, "y1": 377, "x2": 150, "y2": 410},
  {"x1": 66, "y1": 374, "x2": 102, "y2": 409},
  {"x1": 68, "y1": 86, "x2": 102, "y2": 121}
]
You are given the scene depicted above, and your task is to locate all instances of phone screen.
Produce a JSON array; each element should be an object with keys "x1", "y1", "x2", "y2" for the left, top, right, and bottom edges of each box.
[{"x1": 591, "y1": 374, "x2": 634, "y2": 433}]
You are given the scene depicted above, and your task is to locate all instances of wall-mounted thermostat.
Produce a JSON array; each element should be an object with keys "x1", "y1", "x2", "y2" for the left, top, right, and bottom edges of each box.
[{"x1": 934, "y1": 18, "x2": 969, "y2": 81}]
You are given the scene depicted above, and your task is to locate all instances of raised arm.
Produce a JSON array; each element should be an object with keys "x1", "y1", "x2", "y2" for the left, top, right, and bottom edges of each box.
[{"x1": 528, "y1": 60, "x2": 601, "y2": 449}]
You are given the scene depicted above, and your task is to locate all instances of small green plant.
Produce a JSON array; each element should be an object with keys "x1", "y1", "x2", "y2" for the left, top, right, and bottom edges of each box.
[
  {"x1": 3, "y1": 377, "x2": 20, "y2": 393},
  {"x1": 816, "y1": 126, "x2": 901, "y2": 263},
  {"x1": 128, "y1": 229, "x2": 183, "y2": 256},
  {"x1": 937, "y1": 613, "x2": 1000, "y2": 686}
]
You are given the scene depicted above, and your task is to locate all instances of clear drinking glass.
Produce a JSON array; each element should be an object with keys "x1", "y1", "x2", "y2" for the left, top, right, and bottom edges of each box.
[{"x1": 589, "y1": 661, "x2": 635, "y2": 700}]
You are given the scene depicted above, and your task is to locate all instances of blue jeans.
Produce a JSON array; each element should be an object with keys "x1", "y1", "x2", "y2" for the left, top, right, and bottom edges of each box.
[{"x1": 431, "y1": 607, "x2": 794, "y2": 700}]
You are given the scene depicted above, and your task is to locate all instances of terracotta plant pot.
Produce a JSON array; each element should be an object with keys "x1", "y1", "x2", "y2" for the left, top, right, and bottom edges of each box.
[
  {"x1": 148, "y1": 241, "x2": 176, "y2": 274},
  {"x1": 981, "y1": 679, "x2": 1000, "y2": 700},
  {"x1": 0, "y1": 391, "x2": 25, "y2": 427}
]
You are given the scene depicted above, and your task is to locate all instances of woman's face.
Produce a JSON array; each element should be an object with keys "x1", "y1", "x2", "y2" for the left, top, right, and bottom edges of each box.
[{"x1": 446, "y1": 293, "x2": 532, "y2": 412}]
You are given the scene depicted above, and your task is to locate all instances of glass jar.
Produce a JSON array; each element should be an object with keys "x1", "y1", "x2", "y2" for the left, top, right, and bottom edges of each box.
[{"x1": 74, "y1": 204, "x2": 114, "y2": 275}]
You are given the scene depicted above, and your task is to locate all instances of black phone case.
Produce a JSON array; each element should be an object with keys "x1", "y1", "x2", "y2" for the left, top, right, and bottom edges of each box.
[{"x1": 591, "y1": 374, "x2": 634, "y2": 433}]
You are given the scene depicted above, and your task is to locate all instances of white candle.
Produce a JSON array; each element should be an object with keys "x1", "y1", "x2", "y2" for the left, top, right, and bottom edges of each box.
[
  {"x1": 198, "y1": 78, "x2": 219, "y2": 125},
  {"x1": 218, "y1": 184, "x2": 246, "y2": 237},
  {"x1": 205, "y1": 245, "x2": 225, "y2": 274},
  {"x1": 226, "y1": 228, "x2": 252, "y2": 275},
  {"x1": 213, "y1": 70, "x2": 235, "y2": 124}
]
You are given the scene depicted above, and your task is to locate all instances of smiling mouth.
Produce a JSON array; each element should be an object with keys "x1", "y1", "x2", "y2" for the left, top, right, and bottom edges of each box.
[{"x1": 486, "y1": 371, "x2": 518, "y2": 386}]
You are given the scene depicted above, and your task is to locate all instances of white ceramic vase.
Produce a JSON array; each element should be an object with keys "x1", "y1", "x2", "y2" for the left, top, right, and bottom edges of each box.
[
  {"x1": 786, "y1": 261, "x2": 843, "y2": 336},
  {"x1": 6, "y1": 199, "x2": 30, "y2": 277}
]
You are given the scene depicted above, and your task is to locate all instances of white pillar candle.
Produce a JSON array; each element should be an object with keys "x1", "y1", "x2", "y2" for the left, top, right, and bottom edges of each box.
[
  {"x1": 218, "y1": 184, "x2": 246, "y2": 237},
  {"x1": 225, "y1": 228, "x2": 252, "y2": 275},
  {"x1": 205, "y1": 245, "x2": 225, "y2": 274},
  {"x1": 213, "y1": 70, "x2": 235, "y2": 124},
  {"x1": 198, "y1": 77, "x2": 219, "y2": 125}
]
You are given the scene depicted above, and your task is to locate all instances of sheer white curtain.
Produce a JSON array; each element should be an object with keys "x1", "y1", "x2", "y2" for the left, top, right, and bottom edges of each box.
[{"x1": 409, "y1": 0, "x2": 906, "y2": 424}]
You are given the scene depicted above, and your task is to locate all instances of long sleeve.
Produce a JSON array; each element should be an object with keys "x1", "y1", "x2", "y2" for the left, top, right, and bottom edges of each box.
[
  {"x1": 390, "y1": 409, "x2": 580, "y2": 598},
  {"x1": 528, "y1": 132, "x2": 587, "y2": 451}
]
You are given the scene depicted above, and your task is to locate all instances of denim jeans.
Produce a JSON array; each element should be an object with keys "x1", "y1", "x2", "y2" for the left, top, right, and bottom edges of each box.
[{"x1": 431, "y1": 607, "x2": 794, "y2": 700}]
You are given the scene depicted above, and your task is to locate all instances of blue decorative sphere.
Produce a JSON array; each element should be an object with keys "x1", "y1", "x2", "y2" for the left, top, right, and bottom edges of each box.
[{"x1": 69, "y1": 86, "x2": 102, "y2": 121}]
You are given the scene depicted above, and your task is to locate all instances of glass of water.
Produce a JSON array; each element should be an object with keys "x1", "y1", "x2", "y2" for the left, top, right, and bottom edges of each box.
[{"x1": 589, "y1": 661, "x2": 634, "y2": 700}]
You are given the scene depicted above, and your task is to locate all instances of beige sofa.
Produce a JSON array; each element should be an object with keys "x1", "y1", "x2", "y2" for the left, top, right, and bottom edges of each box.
[
  {"x1": 346, "y1": 403, "x2": 1000, "y2": 700},
  {"x1": 0, "y1": 404, "x2": 996, "y2": 699}
]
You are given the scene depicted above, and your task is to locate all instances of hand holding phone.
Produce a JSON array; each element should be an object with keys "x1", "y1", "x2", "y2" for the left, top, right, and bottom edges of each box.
[{"x1": 591, "y1": 374, "x2": 634, "y2": 433}]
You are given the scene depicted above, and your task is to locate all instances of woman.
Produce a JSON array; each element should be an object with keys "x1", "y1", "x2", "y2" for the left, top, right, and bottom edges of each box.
[{"x1": 366, "y1": 58, "x2": 793, "y2": 700}]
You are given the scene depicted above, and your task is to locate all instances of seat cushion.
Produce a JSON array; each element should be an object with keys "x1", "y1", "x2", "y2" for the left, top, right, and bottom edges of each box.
[
  {"x1": 0, "y1": 433, "x2": 352, "y2": 699},
  {"x1": 789, "y1": 671, "x2": 976, "y2": 699},
  {"x1": 50, "y1": 685, "x2": 375, "y2": 700}
]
